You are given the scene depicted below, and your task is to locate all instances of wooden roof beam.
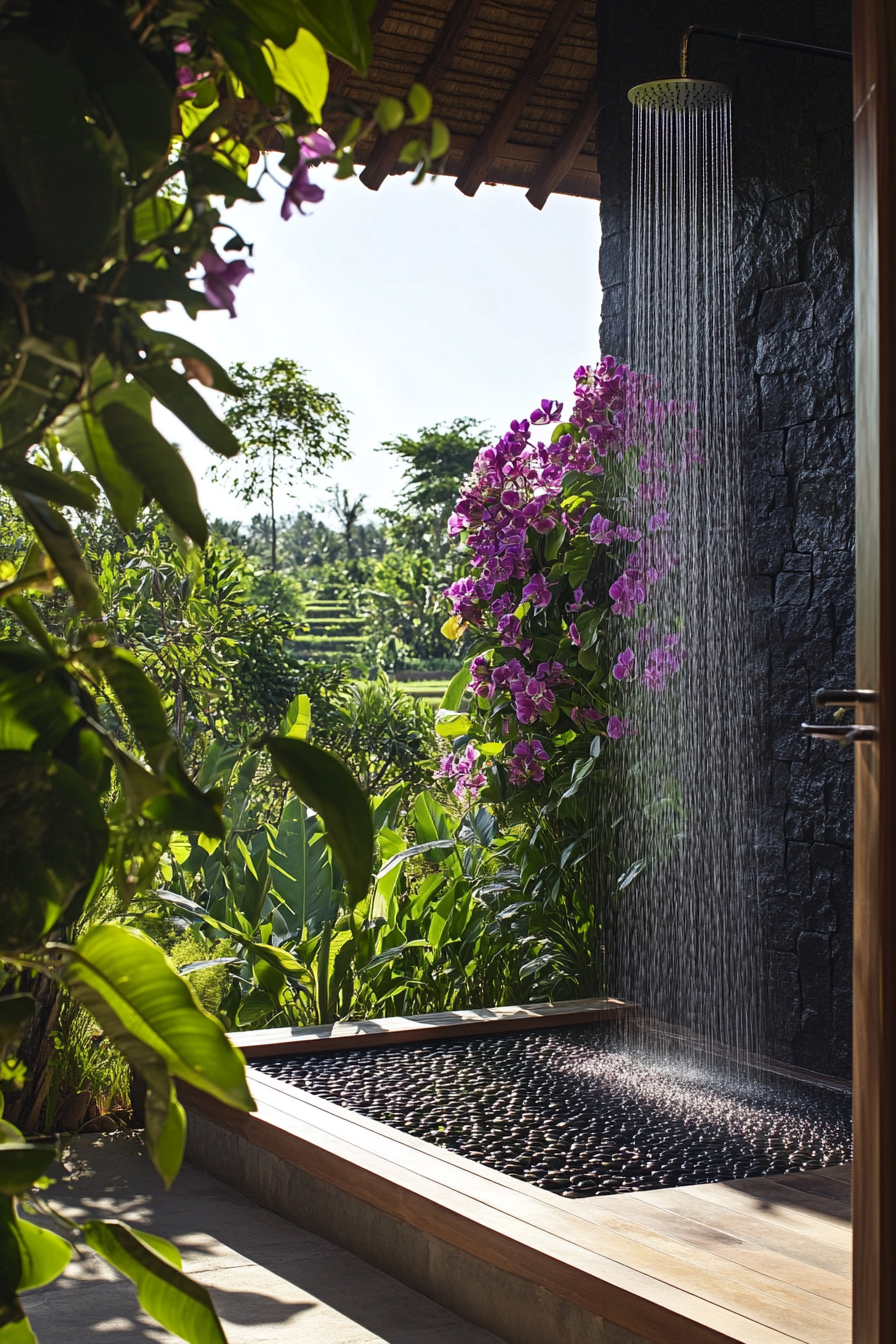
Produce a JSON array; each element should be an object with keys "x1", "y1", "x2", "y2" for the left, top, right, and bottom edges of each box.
[
  {"x1": 454, "y1": 0, "x2": 585, "y2": 198},
  {"x1": 359, "y1": 0, "x2": 486, "y2": 192},
  {"x1": 328, "y1": 0, "x2": 396, "y2": 97},
  {"x1": 525, "y1": 81, "x2": 599, "y2": 209}
]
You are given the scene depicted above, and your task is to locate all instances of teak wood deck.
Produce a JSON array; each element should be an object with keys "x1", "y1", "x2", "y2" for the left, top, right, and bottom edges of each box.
[{"x1": 183, "y1": 999, "x2": 853, "y2": 1344}]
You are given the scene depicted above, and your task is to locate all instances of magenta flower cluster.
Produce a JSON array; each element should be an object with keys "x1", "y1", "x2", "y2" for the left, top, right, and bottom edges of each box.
[{"x1": 438, "y1": 357, "x2": 695, "y2": 803}]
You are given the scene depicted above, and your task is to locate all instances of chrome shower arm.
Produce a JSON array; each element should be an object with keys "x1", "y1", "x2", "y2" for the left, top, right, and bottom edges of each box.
[{"x1": 679, "y1": 25, "x2": 852, "y2": 80}]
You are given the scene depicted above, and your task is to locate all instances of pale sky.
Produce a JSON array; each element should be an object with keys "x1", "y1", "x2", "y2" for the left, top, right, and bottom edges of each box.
[{"x1": 150, "y1": 166, "x2": 602, "y2": 525}]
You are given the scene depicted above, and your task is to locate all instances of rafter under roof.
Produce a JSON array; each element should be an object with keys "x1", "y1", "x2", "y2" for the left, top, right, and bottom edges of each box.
[{"x1": 326, "y1": 0, "x2": 599, "y2": 209}]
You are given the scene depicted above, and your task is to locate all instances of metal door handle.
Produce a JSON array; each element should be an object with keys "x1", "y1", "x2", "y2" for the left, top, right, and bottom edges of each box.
[
  {"x1": 801, "y1": 722, "x2": 878, "y2": 742},
  {"x1": 814, "y1": 687, "x2": 877, "y2": 706}
]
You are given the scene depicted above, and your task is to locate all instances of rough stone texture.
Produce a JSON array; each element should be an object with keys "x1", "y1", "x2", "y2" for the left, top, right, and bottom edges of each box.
[{"x1": 596, "y1": 1, "x2": 854, "y2": 1076}]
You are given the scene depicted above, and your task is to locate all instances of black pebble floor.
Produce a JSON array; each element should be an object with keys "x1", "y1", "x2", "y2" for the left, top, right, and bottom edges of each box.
[{"x1": 255, "y1": 1024, "x2": 852, "y2": 1199}]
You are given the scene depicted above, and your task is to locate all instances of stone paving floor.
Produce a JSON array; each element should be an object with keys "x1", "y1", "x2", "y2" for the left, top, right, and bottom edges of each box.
[{"x1": 22, "y1": 1132, "x2": 505, "y2": 1344}]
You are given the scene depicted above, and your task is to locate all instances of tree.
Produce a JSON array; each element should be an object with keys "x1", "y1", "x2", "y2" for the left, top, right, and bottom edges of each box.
[
  {"x1": 377, "y1": 418, "x2": 491, "y2": 555},
  {"x1": 329, "y1": 486, "x2": 368, "y2": 559},
  {"x1": 212, "y1": 360, "x2": 351, "y2": 571}
]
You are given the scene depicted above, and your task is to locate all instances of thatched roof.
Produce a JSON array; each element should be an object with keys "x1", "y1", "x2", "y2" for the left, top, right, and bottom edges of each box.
[{"x1": 327, "y1": 0, "x2": 599, "y2": 208}]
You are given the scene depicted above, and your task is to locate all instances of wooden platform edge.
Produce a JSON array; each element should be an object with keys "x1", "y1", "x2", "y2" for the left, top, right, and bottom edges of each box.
[
  {"x1": 228, "y1": 996, "x2": 636, "y2": 1060},
  {"x1": 180, "y1": 1072, "x2": 804, "y2": 1344}
]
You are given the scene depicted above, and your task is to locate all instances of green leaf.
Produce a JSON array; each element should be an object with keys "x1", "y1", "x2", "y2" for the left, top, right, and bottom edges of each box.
[
  {"x1": 203, "y1": 13, "x2": 276, "y2": 108},
  {"x1": 71, "y1": 7, "x2": 170, "y2": 177},
  {"x1": 434, "y1": 709, "x2": 471, "y2": 738},
  {"x1": 406, "y1": 82, "x2": 432, "y2": 125},
  {"x1": 281, "y1": 693, "x2": 311, "y2": 740},
  {"x1": 430, "y1": 119, "x2": 450, "y2": 159},
  {"x1": 187, "y1": 156, "x2": 262, "y2": 203},
  {"x1": 376, "y1": 838, "x2": 455, "y2": 879},
  {"x1": 87, "y1": 646, "x2": 170, "y2": 771},
  {"x1": 0, "y1": 1197, "x2": 22, "y2": 1329},
  {"x1": 82, "y1": 1220, "x2": 227, "y2": 1344},
  {"x1": 13, "y1": 496, "x2": 100, "y2": 616},
  {"x1": 101, "y1": 404, "x2": 208, "y2": 546},
  {"x1": 0, "y1": 644, "x2": 82, "y2": 753},
  {"x1": 266, "y1": 736, "x2": 373, "y2": 906},
  {"x1": 0, "y1": 1145, "x2": 55, "y2": 1198},
  {"x1": 138, "y1": 331, "x2": 242, "y2": 398},
  {"x1": 264, "y1": 31, "x2": 329, "y2": 122},
  {"x1": 0, "y1": 1310, "x2": 37, "y2": 1344},
  {"x1": 294, "y1": 0, "x2": 376, "y2": 73},
  {"x1": 144, "y1": 1077, "x2": 187, "y2": 1188},
  {"x1": 229, "y1": 0, "x2": 299, "y2": 48},
  {"x1": 439, "y1": 661, "x2": 472, "y2": 712},
  {"x1": 0, "y1": 997, "x2": 34, "y2": 1057},
  {"x1": 53, "y1": 405, "x2": 143, "y2": 532},
  {"x1": 0, "y1": 753, "x2": 108, "y2": 954},
  {"x1": 62, "y1": 924, "x2": 253, "y2": 1112},
  {"x1": 0, "y1": 459, "x2": 97, "y2": 513},
  {"x1": 119, "y1": 263, "x2": 210, "y2": 315},
  {"x1": 14, "y1": 1215, "x2": 71, "y2": 1291},
  {"x1": 136, "y1": 366, "x2": 241, "y2": 459},
  {"x1": 374, "y1": 96, "x2": 404, "y2": 133},
  {"x1": 0, "y1": 39, "x2": 117, "y2": 270}
]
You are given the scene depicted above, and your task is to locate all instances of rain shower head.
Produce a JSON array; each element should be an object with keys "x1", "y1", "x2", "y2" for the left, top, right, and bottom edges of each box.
[{"x1": 628, "y1": 78, "x2": 730, "y2": 112}]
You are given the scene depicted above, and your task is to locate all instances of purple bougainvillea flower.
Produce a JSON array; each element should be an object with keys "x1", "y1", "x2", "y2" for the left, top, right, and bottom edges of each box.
[
  {"x1": 568, "y1": 621, "x2": 581, "y2": 647},
  {"x1": 589, "y1": 513, "x2": 615, "y2": 545},
  {"x1": 571, "y1": 706, "x2": 603, "y2": 727},
  {"x1": 612, "y1": 647, "x2": 636, "y2": 682},
  {"x1": 282, "y1": 158, "x2": 325, "y2": 219},
  {"x1": 199, "y1": 249, "x2": 253, "y2": 318},
  {"x1": 174, "y1": 39, "x2": 192, "y2": 53},
  {"x1": 301, "y1": 130, "x2": 336, "y2": 160},
  {"x1": 530, "y1": 398, "x2": 563, "y2": 426},
  {"x1": 522, "y1": 572, "x2": 551, "y2": 611},
  {"x1": 616, "y1": 525, "x2": 642, "y2": 543},
  {"x1": 177, "y1": 65, "x2": 195, "y2": 85},
  {"x1": 649, "y1": 509, "x2": 669, "y2": 531},
  {"x1": 608, "y1": 571, "x2": 646, "y2": 617},
  {"x1": 606, "y1": 715, "x2": 632, "y2": 740}
]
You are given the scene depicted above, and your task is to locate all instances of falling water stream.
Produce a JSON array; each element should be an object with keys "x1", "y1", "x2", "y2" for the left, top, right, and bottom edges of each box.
[{"x1": 604, "y1": 82, "x2": 762, "y2": 1067}]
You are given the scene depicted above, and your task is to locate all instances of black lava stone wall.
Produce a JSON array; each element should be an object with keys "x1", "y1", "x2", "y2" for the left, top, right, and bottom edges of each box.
[{"x1": 596, "y1": 1, "x2": 855, "y2": 1077}]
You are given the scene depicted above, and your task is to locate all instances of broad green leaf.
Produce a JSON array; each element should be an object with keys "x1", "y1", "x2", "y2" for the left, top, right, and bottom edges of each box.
[
  {"x1": 477, "y1": 742, "x2": 505, "y2": 757},
  {"x1": 71, "y1": 7, "x2": 170, "y2": 176},
  {"x1": 281, "y1": 693, "x2": 311, "y2": 739},
  {"x1": 412, "y1": 790, "x2": 452, "y2": 845},
  {"x1": 0, "y1": 1197, "x2": 22, "y2": 1329},
  {"x1": 137, "y1": 367, "x2": 241, "y2": 459},
  {"x1": 435, "y1": 709, "x2": 472, "y2": 738},
  {"x1": 430, "y1": 119, "x2": 450, "y2": 159},
  {"x1": 62, "y1": 925, "x2": 253, "y2": 1113},
  {"x1": 119, "y1": 263, "x2": 210, "y2": 315},
  {"x1": 144, "y1": 1077, "x2": 187, "y2": 1188},
  {"x1": 406, "y1": 82, "x2": 432, "y2": 124},
  {"x1": 82, "y1": 1220, "x2": 227, "y2": 1344},
  {"x1": 266, "y1": 736, "x2": 373, "y2": 906},
  {"x1": 0, "y1": 1312, "x2": 37, "y2": 1343},
  {"x1": 0, "y1": 39, "x2": 116, "y2": 270},
  {"x1": 138, "y1": 330, "x2": 241, "y2": 398},
  {"x1": 427, "y1": 887, "x2": 456, "y2": 951},
  {"x1": 374, "y1": 96, "x2": 404, "y2": 133},
  {"x1": 13, "y1": 496, "x2": 100, "y2": 616},
  {"x1": 202, "y1": 12, "x2": 276, "y2": 108},
  {"x1": 0, "y1": 1145, "x2": 55, "y2": 1197},
  {"x1": 294, "y1": 0, "x2": 376, "y2": 73},
  {"x1": 440, "y1": 660, "x2": 472, "y2": 712},
  {"x1": 0, "y1": 753, "x2": 108, "y2": 953},
  {"x1": 0, "y1": 459, "x2": 97, "y2": 512},
  {"x1": 133, "y1": 196, "x2": 186, "y2": 246},
  {"x1": 14, "y1": 1216, "x2": 71, "y2": 1290},
  {"x1": 264, "y1": 31, "x2": 328, "y2": 122},
  {"x1": 187, "y1": 156, "x2": 262, "y2": 204},
  {"x1": 87, "y1": 646, "x2": 170, "y2": 770},
  {"x1": 376, "y1": 838, "x2": 455, "y2": 879},
  {"x1": 230, "y1": 0, "x2": 299, "y2": 48},
  {"x1": 152, "y1": 890, "x2": 312, "y2": 983},
  {"x1": 0, "y1": 644, "x2": 82, "y2": 753},
  {"x1": 101, "y1": 403, "x2": 208, "y2": 546},
  {"x1": 53, "y1": 405, "x2": 143, "y2": 532}
]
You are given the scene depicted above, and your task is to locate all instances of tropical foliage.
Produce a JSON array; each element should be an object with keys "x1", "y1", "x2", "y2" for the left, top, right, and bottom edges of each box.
[{"x1": 0, "y1": 0, "x2": 445, "y2": 1337}]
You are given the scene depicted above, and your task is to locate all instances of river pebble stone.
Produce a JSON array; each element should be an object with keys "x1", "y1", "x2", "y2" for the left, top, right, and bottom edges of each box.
[{"x1": 255, "y1": 1024, "x2": 852, "y2": 1199}]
